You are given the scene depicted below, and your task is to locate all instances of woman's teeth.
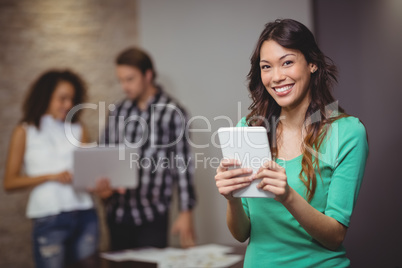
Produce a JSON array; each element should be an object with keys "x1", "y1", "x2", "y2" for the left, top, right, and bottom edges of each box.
[{"x1": 274, "y1": 85, "x2": 293, "y2": 92}]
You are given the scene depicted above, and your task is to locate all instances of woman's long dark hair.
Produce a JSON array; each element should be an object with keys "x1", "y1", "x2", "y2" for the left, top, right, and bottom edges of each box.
[
  {"x1": 21, "y1": 69, "x2": 87, "y2": 129},
  {"x1": 246, "y1": 19, "x2": 347, "y2": 202}
]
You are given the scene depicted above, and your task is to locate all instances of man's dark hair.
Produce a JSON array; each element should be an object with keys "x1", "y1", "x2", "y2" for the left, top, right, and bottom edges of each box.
[{"x1": 116, "y1": 47, "x2": 157, "y2": 82}]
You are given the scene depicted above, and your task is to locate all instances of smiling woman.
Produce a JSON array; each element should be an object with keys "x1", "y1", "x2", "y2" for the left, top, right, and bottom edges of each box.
[{"x1": 214, "y1": 19, "x2": 369, "y2": 267}]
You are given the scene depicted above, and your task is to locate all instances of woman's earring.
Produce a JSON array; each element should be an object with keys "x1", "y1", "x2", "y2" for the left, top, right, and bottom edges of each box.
[{"x1": 312, "y1": 68, "x2": 317, "y2": 73}]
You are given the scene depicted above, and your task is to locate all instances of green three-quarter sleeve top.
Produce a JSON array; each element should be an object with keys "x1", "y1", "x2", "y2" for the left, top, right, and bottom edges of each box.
[{"x1": 236, "y1": 116, "x2": 369, "y2": 267}]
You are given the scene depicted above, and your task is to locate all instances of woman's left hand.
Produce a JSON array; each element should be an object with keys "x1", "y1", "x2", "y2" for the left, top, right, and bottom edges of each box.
[{"x1": 256, "y1": 160, "x2": 290, "y2": 203}]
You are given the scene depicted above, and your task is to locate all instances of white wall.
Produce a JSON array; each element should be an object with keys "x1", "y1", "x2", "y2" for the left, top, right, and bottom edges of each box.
[{"x1": 138, "y1": 0, "x2": 313, "y2": 245}]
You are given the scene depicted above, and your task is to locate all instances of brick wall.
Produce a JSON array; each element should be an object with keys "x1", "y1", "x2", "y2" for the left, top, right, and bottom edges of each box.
[{"x1": 0, "y1": 0, "x2": 138, "y2": 266}]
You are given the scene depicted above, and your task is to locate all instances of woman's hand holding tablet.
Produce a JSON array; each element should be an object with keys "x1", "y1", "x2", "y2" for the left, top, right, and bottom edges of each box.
[{"x1": 216, "y1": 127, "x2": 275, "y2": 198}]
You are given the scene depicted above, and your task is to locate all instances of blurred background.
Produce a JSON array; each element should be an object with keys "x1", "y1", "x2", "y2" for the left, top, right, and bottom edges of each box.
[{"x1": 0, "y1": 0, "x2": 401, "y2": 267}]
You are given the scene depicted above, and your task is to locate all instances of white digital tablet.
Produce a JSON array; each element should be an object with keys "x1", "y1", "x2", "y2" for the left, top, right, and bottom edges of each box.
[
  {"x1": 217, "y1": 127, "x2": 274, "y2": 198},
  {"x1": 72, "y1": 146, "x2": 139, "y2": 190}
]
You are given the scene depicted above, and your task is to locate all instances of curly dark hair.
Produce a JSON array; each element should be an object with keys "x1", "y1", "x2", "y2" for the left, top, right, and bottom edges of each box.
[{"x1": 21, "y1": 69, "x2": 87, "y2": 129}]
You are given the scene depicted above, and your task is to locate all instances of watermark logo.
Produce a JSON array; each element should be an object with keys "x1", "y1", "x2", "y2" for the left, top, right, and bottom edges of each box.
[{"x1": 63, "y1": 101, "x2": 340, "y2": 171}]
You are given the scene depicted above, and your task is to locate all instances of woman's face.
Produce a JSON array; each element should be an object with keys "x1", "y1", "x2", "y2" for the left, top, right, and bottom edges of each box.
[
  {"x1": 46, "y1": 80, "x2": 75, "y2": 121},
  {"x1": 259, "y1": 40, "x2": 316, "y2": 111}
]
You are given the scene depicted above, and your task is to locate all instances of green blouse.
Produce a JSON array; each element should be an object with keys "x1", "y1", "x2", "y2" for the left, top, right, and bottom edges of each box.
[{"x1": 236, "y1": 116, "x2": 368, "y2": 267}]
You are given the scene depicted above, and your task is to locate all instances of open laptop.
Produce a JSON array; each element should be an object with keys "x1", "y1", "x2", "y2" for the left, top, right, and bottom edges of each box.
[{"x1": 72, "y1": 146, "x2": 139, "y2": 190}]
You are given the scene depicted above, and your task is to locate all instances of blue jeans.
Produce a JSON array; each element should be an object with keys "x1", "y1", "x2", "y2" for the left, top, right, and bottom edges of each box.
[{"x1": 32, "y1": 209, "x2": 99, "y2": 268}]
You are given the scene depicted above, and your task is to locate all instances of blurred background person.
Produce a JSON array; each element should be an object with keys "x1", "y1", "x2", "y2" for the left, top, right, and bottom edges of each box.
[
  {"x1": 93, "y1": 47, "x2": 197, "y2": 250},
  {"x1": 3, "y1": 70, "x2": 99, "y2": 268}
]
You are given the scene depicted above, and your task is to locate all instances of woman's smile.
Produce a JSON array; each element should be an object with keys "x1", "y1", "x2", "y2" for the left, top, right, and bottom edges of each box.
[{"x1": 272, "y1": 83, "x2": 294, "y2": 96}]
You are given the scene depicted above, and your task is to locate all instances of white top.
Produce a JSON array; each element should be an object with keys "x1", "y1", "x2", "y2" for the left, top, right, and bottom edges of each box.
[{"x1": 24, "y1": 115, "x2": 93, "y2": 218}]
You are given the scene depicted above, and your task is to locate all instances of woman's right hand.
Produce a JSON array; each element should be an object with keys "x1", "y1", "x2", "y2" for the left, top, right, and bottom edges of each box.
[
  {"x1": 215, "y1": 159, "x2": 254, "y2": 200},
  {"x1": 49, "y1": 171, "x2": 72, "y2": 184}
]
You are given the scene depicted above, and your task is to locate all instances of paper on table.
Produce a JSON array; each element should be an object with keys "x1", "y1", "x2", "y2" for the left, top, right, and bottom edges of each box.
[
  {"x1": 101, "y1": 247, "x2": 165, "y2": 263},
  {"x1": 101, "y1": 244, "x2": 243, "y2": 268},
  {"x1": 159, "y1": 249, "x2": 242, "y2": 268},
  {"x1": 185, "y1": 243, "x2": 233, "y2": 254}
]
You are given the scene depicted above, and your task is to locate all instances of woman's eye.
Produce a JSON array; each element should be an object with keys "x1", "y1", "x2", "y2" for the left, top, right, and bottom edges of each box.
[
  {"x1": 261, "y1": 65, "x2": 270, "y2": 70},
  {"x1": 284, "y1": 61, "x2": 293, "y2": 66}
]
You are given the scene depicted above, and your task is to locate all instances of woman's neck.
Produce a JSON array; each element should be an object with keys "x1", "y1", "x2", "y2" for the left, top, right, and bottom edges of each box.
[
  {"x1": 276, "y1": 97, "x2": 311, "y2": 160},
  {"x1": 279, "y1": 98, "x2": 310, "y2": 131}
]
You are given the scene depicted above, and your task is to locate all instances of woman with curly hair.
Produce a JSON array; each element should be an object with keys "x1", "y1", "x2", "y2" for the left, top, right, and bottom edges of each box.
[{"x1": 3, "y1": 70, "x2": 98, "y2": 267}]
